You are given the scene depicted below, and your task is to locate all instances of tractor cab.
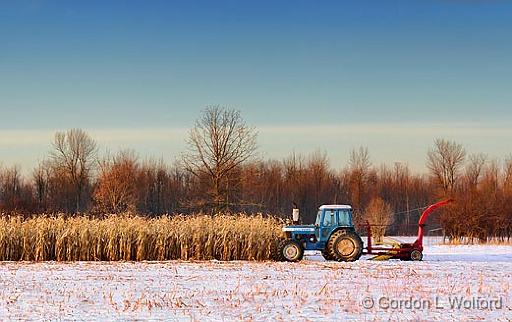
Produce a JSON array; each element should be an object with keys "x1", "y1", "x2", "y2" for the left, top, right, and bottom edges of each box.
[
  {"x1": 313, "y1": 205, "x2": 354, "y2": 242},
  {"x1": 315, "y1": 205, "x2": 354, "y2": 233}
]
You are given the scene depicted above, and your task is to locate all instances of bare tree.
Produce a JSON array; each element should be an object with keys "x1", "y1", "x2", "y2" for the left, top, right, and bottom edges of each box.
[
  {"x1": 393, "y1": 162, "x2": 411, "y2": 231},
  {"x1": 349, "y1": 147, "x2": 371, "y2": 172},
  {"x1": 364, "y1": 197, "x2": 394, "y2": 243},
  {"x1": 465, "y1": 153, "x2": 487, "y2": 190},
  {"x1": 0, "y1": 165, "x2": 35, "y2": 213},
  {"x1": 346, "y1": 147, "x2": 373, "y2": 224},
  {"x1": 482, "y1": 159, "x2": 500, "y2": 196},
  {"x1": 306, "y1": 151, "x2": 332, "y2": 214},
  {"x1": 0, "y1": 165, "x2": 20, "y2": 211},
  {"x1": 93, "y1": 150, "x2": 139, "y2": 214},
  {"x1": 136, "y1": 158, "x2": 177, "y2": 215},
  {"x1": 282, "y1": 152, "x2": 305, "y2": 208},
  {"x1": 182, "y1": 106, "x2": 257, "y2": 211},
  {"x1": 32, "y1": 160, "x2": 52, "y2": 211},
  {"x1": 51, "y1": 129, "x2": 97, "y2": 212},
  {"x1": 504, "y1": 156, "x2": 512, "y2": 193},
  {"x1": 427, "y1": 138, "x2": 466, "y2": 194}
]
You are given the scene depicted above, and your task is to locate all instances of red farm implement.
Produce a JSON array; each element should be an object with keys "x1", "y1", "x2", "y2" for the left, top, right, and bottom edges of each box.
[{"x1": 363, "y1": 199, "x2": 453, "y2": 261}]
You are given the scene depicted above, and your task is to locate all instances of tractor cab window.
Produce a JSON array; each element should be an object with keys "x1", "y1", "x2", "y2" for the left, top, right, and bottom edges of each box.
[
  {"x1": 315, "y1": 210, "x2": 322, "y2": 226},
  {"x1": 322, "y1": 210, "x2": 336, "y2": 226},
  {"x1": 337, "y1": 209, "x2": 353, "y2": 226}
]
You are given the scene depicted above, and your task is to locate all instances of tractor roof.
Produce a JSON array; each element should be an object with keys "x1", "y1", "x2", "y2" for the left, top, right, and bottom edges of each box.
[{"x1": 319, "y1": 205, "x2": 352, "y2": 210}]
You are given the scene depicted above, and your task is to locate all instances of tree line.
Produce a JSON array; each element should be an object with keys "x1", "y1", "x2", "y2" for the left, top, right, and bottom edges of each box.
[{"x1": 0, "y1": 106, "x2": 511, "y2": 240}]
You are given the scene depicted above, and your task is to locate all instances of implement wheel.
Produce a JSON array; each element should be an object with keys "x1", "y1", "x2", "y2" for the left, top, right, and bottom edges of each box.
[
  {"x1": 278, "y1": 239, "x2": 304, "y2": 262},
  {"x1": 327, "y1": 230, "x2": 363, "y2": 262},
  {"x1": 410, "y1": 249, "x2": 423, "y2": 261}
]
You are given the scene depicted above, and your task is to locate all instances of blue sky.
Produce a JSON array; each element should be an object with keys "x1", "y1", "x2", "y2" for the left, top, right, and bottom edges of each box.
[{"x1": 1, "y1": 0, "x2": 511, "y2": 172}]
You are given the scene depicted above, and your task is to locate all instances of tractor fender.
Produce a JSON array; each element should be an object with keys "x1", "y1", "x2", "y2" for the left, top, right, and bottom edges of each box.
[{"x1": 327, "y1": 227, "x2": 354, "y2": 240}]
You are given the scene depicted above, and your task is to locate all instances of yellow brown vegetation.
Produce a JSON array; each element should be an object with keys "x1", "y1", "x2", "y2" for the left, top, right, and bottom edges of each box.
[{"x1": 0, "y1": 214, "x2": 285, "y2": 261}]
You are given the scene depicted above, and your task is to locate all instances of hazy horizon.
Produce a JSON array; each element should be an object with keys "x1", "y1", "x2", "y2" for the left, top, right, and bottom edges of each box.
[{"x1": 1, "y1": 120, "x2": 511, "y2": 175}]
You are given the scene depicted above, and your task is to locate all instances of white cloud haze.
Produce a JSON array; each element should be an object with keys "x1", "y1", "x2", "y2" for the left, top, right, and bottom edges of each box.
[{"x1": 0, "y1": 122, "x2": 511, "y2": 174}]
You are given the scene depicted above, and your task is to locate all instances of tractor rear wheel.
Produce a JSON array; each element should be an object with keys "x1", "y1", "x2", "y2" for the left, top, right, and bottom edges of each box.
[
  {"x1": 327, "y1": 230, "x2": 363, "y2": 262},
  {"x1": 277, "y1": 239, "x2": 304, "y2": 262}
]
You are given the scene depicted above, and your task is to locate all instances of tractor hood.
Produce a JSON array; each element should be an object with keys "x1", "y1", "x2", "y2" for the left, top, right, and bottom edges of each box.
[{"x1": 282, "y1": 225, "x2": 316, "y2": 233}]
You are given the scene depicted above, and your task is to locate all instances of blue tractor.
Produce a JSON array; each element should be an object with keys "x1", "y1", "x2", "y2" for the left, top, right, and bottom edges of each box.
[{"x1": 275, "y1": 205, "x2": 363, "y2": 262}]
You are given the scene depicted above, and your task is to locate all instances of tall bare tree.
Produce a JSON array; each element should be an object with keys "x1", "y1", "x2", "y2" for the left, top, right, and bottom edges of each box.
[
  {"x1": 32, "y1": 160, "x2": 52, "y2": 211},
  {"x1": 51, "y1": 129, "x2": 97, "y2": 212},
  {"x1": 503, "y1": 156, "x2": 512, "y2": 194},
  {"x1": 427, "y1": 138, "x2": 466, "y2": 194},
  {"x1": 465, "y1": 153, "x2": 487, "y2": 190},
  {"x1": 346, "y1": 146, "x2": 373, "y2": 224},
  {"x1": 0, "y1": 165, "x2": 22, "y2": 211},
  {"x1": 183, "y1": 106, "x2": 257, "y2": 211}
]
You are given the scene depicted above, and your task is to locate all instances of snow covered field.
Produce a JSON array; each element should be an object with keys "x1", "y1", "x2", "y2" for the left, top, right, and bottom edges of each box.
[{"x1": 0, "y1": 242, "x2": 510, "y2": 321}]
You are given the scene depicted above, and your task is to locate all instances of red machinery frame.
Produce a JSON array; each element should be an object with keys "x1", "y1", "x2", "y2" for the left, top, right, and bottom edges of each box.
[{"x1": 363, "y1": 199, "x2": 453, "y2": 260}]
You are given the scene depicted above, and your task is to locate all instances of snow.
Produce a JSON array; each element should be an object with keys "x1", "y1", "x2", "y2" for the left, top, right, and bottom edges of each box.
[
  {"x1": 319, "y1": 205, "x2": 351, "y2": 210},
  {"x1": 426, "y1": 244, "x2": 512, "y2": 263},
  {"x1": 0, "y1": 241, "x2": 511, "y2": 321}
]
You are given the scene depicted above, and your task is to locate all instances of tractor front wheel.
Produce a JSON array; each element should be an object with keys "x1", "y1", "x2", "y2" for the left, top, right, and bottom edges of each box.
[
  {"x1": 327, "y1": 230, "x2": 363, "y2": 262},
  {"x1": 278, "y1": 239, "x2": 304, "y2": 262}
]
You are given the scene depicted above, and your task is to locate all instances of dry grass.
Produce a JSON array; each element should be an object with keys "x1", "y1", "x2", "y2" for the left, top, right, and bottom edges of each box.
[{"x1": 0, "y1": 214, "x2": 285, "y2": 261}]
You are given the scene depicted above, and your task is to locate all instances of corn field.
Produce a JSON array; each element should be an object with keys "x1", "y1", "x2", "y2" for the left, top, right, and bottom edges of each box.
[{"x1": 0, "y1": 214, "x2": 285, "y2": 261}]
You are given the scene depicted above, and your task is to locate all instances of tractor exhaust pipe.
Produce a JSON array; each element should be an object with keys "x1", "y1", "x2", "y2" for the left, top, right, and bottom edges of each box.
[{"x1": 292, "y1": 202, "x2": 299, "y2": 224}]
